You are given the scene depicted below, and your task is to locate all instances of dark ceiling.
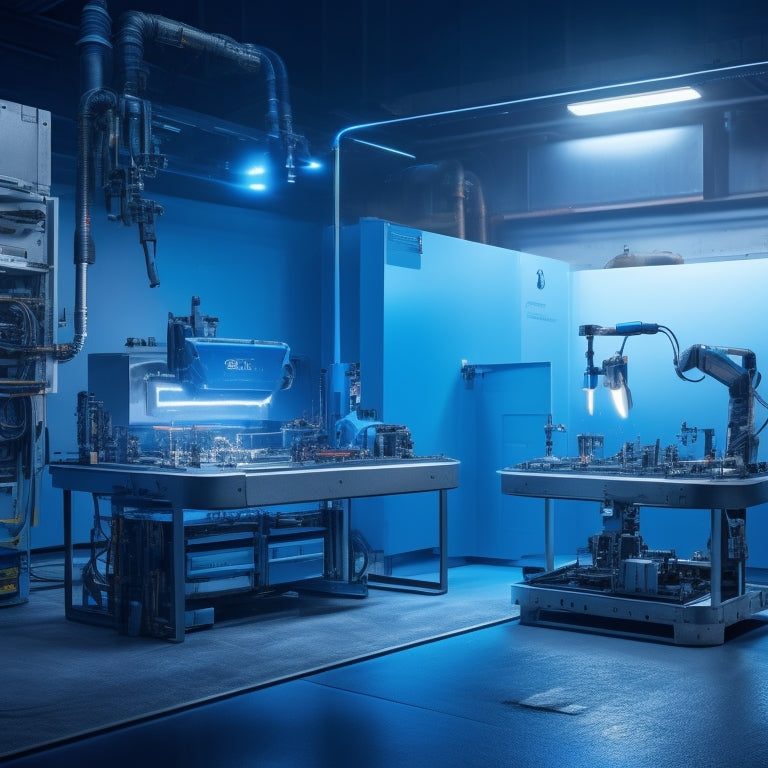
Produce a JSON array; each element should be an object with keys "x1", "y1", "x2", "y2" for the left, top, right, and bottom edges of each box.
[
  {"x1": 2, "y1": 1, "x2": 768, "y2": 216},
  {"x1": 5, "y1": 1, "x2": 768, "y2": 144}
]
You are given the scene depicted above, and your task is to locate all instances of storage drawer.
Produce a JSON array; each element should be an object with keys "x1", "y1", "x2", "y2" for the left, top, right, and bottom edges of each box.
[{"x1": 267, "y1": 537, "x2": 324, "y2": 585}]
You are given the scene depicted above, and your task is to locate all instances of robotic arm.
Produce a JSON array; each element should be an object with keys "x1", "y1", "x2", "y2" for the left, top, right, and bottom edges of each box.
[
  {"x1": 579, "y1": 322, "x2": 662, "y2": 417},
  {"x1": 678, "y1": 344, "x2": 758, "y2": 465},
  {"x1": 677, "y1": 344, "x2": 756, "y2": 388},
  {"x1": 580, "y1": 323, "x2": 761, "y2": 468}
]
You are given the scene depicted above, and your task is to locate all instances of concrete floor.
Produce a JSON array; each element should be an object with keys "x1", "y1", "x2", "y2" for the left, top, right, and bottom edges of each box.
[{"x1": 6, "y1": 606, "x2": 768, "y2": 767}]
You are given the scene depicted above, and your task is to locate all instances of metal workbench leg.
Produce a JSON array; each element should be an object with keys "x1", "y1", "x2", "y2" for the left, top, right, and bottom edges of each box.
[
  {"x1": 367, "y1": 489, "x2": 449, "y2": 595},
  {"x1": 711, "y1": 508, "x2": 722, "y2": 607},
  {"x1": 438, "y1": 488, "x2": 448, "y2": 592},
  {"x1": 63, "y1": 489, "x2": 72, "y2": 619},
  {"x1": 172, "y1": 506, "x2": 185, "y2": 642},
  {"x1": 341, "y1": 498, "x2": 350, "y2": 582},
  {"x1": 544, "y1": 497, "x2": 554, "y2": 572}
]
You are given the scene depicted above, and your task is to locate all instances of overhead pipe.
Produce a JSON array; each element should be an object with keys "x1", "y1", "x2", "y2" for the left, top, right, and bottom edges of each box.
[
  {"x1": 250, "y1": 44, "x2": 300, "y2": 180},
  {"x1": 109, "y1": 11, "x2": 303, "y2": 287},
  {"x1": 55, "y1": 88, "x2": 117, "y2": 362},
  {"x1": 114, "y1": 12, "x2": 298, "y2": 179},
  {"x1": 116, "y1": 13, "x2": 262, "y2": 95},
  {"x1": 464, "y1": 169, "x2": 488, "y2": 244},
  {"x1": 392, "y1": 159, "x2": 466, "y2": 240},
  {"x1": 384, "y1": 160, "x2": 488, "y2": 243},
  {"x1": 441, "y1": 159, "x2": 466, "y2": 241},
  {"x1": 54, "y1": 0, "x2": 114, "y2": 362}
]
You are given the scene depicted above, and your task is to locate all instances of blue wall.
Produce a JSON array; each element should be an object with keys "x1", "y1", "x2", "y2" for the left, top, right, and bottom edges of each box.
[
  {"x1": 340, "y1": 220, "x2": 768, "y2": 569},
  {"x1": 38, "y1": 193, "x2": 768, "y2": 573},
  {"x1": 36, "y1": 186, "x2": 323, "y2": 549},
  {"x1": 347, "y1": 219, "x2": 570, "y2": 560}
]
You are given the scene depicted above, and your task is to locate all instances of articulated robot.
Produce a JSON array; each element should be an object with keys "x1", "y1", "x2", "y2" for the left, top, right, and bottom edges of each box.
[
  {"x1": 505, "y1": 321, "x2": 768, "y2": 643},
  {"x1": 576, "y1": 322, "x2": 765, "y2": 602},
  {"x1": 580, "y1": 321, "x2": 761, "y2": 469},
  {"x1": 521, "y1": 322, "x2": 766, "y2": 606}
]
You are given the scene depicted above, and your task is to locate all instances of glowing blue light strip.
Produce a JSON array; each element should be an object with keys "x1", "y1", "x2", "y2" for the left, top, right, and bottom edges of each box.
[
  {"x1": 154, "y1": 385, "x2": 273, "y2": 409},
  {"x1": 350, "y1": 138, "x2": 416, "y2": 158}
]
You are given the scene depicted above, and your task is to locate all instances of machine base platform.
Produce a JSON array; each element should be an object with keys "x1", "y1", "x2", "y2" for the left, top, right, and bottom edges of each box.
[{"x1": 511, "y1": 582, "x2": 768, "y2": 646}]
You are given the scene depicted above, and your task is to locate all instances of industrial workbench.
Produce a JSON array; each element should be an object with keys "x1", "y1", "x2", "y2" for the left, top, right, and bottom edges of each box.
[
  {"x1": 50, "y1": 458, "x2": 459, "y2": 641},
  {"x1": 500, "y1": 467, "x2": 768, "y2": 644}
]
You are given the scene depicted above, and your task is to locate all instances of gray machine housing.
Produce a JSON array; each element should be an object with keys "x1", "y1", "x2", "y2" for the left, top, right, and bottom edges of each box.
[{"x1": 0, "y1": 99, "x2": 57, "y2": 606}]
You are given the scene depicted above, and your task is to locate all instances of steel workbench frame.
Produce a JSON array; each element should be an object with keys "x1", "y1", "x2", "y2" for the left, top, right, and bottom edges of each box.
[
  {"x1": 500, "y1": 468, "x2": 768, "y2": 644},
  {"x1": 51, "y1": 458, "x2": 459, "y2": 641}
]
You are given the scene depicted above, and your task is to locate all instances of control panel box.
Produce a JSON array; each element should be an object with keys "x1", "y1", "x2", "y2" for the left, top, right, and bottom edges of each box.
[{"x1": 0, "y1": 99, "x2": 51, "y2": 195}]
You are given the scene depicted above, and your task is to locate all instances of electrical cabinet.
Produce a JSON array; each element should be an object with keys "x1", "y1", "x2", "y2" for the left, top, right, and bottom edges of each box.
[{"x1": 0, "y1": 99, "x2": 57, "y2": 605}]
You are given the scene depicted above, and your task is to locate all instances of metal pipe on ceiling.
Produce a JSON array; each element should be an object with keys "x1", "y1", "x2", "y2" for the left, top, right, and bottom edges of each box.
[
  {"x1": 55, "y1": 0, "x2": 114, "y2": 362},
  {"x1": 114, "y1": 10, "x2": 299, "y2": 180}
]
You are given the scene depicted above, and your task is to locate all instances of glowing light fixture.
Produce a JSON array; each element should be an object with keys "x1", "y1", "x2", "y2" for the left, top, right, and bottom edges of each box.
[
  {"x1": 154, "y1": 384, "x2": 273, "y2": 409},
  {"x1": 585, "y1": 387, "x2": 595, "y2": 416},
  {"x1": 244, "y1": 163, "x2": 269, "y2": 191},
  {"x1": 609, "y1": 385, "x2": 630, "y2": 419},
  {"x1": 567, "y1": 86, "x2": 701, "y2": 116},
  {"x1": 351, "y1": 138, "x2": 416, "y2": 158},
  {"x1": 603, "y1": 354, "x2": 632, "y2": 419},
  {"x1": 582, "y1": 370, "x2": 599, "y2": 415}
]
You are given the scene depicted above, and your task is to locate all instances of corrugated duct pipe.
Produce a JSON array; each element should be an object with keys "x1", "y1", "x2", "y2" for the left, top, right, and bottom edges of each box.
[
  {"x1": 55, "y1": 0, "x2": 115, "y2": 362},
  {"x1": 115, "y1": 11, "x2": 297, "y2": 180}
]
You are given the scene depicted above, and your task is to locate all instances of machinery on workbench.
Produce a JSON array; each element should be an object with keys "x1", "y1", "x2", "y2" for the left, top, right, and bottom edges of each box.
[
  {"x1": 78, "y1": 298, "x2": 413, "y2": 469},
  {"x1": 68, "y1": 296, "x2": 418, "y2": 637},
  {"x1": 504, "y1": 321, "x2": 768, "y2": 644}
]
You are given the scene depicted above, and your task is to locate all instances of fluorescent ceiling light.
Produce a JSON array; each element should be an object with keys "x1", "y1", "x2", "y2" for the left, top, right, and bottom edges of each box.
[{"x1": 567, "y1": 86, "x2": 701, "y2": 116}]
